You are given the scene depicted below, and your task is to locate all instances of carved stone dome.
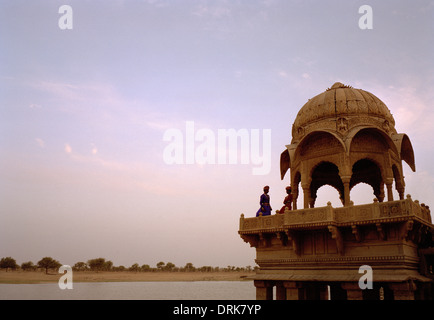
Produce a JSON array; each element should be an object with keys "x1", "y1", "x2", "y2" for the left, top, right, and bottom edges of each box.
[
  {"x1": 292, "y1": 82, "x2": 396, "y2": 142},
  {"x1": 281, "y1": 82, "x2": 416, "y2": 209}
]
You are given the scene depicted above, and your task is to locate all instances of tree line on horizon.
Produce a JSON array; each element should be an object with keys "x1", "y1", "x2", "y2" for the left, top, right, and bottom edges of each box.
[{"x1": 0, "y1": 257, "x2": 257, "y2": 273}]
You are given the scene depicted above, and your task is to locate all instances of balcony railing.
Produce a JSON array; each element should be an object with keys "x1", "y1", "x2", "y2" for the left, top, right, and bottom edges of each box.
[{"x1": 239, "y1": 194, "x2": 432, "y2": 233}]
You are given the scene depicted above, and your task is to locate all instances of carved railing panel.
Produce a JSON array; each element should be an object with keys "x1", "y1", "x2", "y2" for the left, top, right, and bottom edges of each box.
[
  {"x1": 284, "y1": 206, "x2": 330, "y2": 225},
  {"x1": 239, "y1": 197, "x2": 432, "y2": 233}
]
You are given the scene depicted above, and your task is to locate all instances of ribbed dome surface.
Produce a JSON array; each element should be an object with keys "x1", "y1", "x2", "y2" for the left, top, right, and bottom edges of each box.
[{"x1": 293, "y1": 82, "x2": 395, "y2": 129}]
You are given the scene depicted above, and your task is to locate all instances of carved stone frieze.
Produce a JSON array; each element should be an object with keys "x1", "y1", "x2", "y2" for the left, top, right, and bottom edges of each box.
[{"x1": 336, "y1": 117, "x2": 349, "y2": 134}]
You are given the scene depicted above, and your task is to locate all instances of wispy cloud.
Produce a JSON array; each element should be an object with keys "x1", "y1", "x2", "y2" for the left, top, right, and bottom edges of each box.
[
  {"x1": 278, "y1": 71, "x2": 288, "y2": 78},
  {"x1": 35, "y1": 138, "x2": 45, "y2": 148},
  {"x1": 143, "y1": 0, "x2": 169, "y2": 8},
  {"x1": 362, "y1": 82, "x2": 433, "y2": 143},
  {"x1": 63, "y1": 147, "x2": 202, "y2": 196},
  {"x1": 64, "y1": 143, "x2": 72, "y2": 154},
  {"x1": 28, "y1": 79, "x2": 168, "y2": 131},
  {"x1": 192, "y1": 3, "x2": 231, "y2": 18},
  {"x1": 29, "y1": 103, "x2": 42, "y2": 109}
]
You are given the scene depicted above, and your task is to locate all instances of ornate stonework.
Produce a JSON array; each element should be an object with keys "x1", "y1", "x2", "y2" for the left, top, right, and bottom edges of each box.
[
  {"x1": 292, "y1": 82, "x2": 396, "y2": 143},
  {"x1": 282, "y1": 82, "x2": 416, "y2": 209},
  {"x1": 240, "y1": 82, "x2": 434, "y2": 300}
]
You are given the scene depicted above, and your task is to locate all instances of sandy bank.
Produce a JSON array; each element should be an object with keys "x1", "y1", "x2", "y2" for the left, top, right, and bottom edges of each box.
[{"x1": 0, "y1": 270, "x2": 255, "y2": 284}]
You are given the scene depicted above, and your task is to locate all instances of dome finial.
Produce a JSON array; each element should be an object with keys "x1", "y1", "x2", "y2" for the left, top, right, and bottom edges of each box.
[{"x1": 326, "y1": 82, "x2": 353, "y2": 91}]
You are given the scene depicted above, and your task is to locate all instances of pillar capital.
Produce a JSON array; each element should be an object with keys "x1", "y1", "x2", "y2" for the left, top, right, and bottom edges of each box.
[
  {"x1": 341, "y1": 282, "x2": 363, "y2": 300},
  {"x1": 340, "y1": 175, "x2": 352, "y2": 184},
  {"x1": 254, "y1": 280, "x2": 274, "y2": 300},
  {"x1": 388, "y1": 281, "x2": 417, "y2": 300},
  {"x1": 253, "y1": 280, "x2": 274, "y2": 288},
  {"x1": 282, "y1": 281, "x2": 303, "y2": 289}
]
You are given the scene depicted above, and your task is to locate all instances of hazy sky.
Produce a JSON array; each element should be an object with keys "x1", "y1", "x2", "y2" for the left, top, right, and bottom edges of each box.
[{"x1": 1, "y1": 0, "x2": 433, "y2": 269}]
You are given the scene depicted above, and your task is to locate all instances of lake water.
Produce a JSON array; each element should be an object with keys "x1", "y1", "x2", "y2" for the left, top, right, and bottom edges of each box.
[{"x1": 0, "y1": 281, "x2": 256, "y2": 300}]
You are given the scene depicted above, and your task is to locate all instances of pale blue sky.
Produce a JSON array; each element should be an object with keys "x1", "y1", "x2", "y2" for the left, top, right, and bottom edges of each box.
[{"x1": 1, "y1": 0, "x2": 433, "y2": 268}]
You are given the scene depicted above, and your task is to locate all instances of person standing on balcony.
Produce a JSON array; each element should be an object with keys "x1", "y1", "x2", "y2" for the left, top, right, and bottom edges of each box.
[{"x1": 256, "y1": 186, "x2": 272, "y2": 216}]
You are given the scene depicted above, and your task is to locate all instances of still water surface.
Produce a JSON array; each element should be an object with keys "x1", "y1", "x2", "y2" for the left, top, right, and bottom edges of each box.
[{"x1": 0, "y1": 281, "x2": 256, "y2": 300}]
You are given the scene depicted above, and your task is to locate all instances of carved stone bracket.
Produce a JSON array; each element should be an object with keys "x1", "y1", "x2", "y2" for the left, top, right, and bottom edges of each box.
[
  {"x1": 285, "y1": 230, "x2": 300, "y2": 255},
  {"x1": 276, "y1": 232, "x2": 287, "y2": 246},
  {"x1": 411, "y1": 223, "x2": 422, "y2": 243},
  {"x1": 240, "y1": 234, "x2": 258, "y2": 248},
  {"x1": 328, "y1": 225, "x2": 344, "y2": 255},
  {"x1": 259, "y1": 232, "x2": 266, "y2": 247},
  {"x1": 376, "y1": 223, "x2": 386, "y2": 240},
  {"x1": 351, "y1": 224, "x2": 361, "y2": 242},
  {"x1": 399, "y1": 220, "x2": 414, "y2": 241}
]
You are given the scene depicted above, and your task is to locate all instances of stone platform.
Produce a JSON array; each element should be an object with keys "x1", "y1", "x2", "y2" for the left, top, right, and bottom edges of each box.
[{"x1": 239, "y1": 195, "x2": 434, "y2": 300}]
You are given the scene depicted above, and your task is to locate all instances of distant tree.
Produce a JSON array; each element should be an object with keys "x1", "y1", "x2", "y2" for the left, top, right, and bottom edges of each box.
[
  {"x1": 199, "y1": 266, "x2": 212, "y2": 272},
  {"x1": 156, "y1": 261, "x2": 165, "y2": 271},
  {"x1": 113, "y1": 265, "x2": 126, "y2": 272},
  {"x1": 87, "y1": 258, "x2": 106, "y2": 272},
  {"x1": 73, "y1": 262, "x2": 88, "y2": 271},
  {"x1": 103, "y1": 260, "x2": 113, "y2": 271},
  {"x1": 21, "y1": 261, "x2": 37, "y2": 271},
  {"x1": 37, "y1": 257, "x2": 61, "y2": 274},
  {"x1": 129, "y1": 263, "x2": 140, "y2": 272},
  {"x1": 184, "y1": 262, "x2": 195, "y2": 272},
  {"x1": 141, "y1": 264, "x2": 151, "y2": 272},
  {"x1": 0, "y1": 257, "x2": 19, "y2": 272},
  {"x1": 165, "y1": 262, "x2": 175, "y2": 271}
]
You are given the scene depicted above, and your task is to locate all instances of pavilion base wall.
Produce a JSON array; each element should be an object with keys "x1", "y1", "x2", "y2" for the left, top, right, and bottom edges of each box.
[{"x1": 239, "y1": 199, "x2": 434, "y2": 300}]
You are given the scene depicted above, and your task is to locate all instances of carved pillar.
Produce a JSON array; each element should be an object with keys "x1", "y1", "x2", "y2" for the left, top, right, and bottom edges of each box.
[
  {"x1": 254, "y1": 280, "x2": 273, "y2": 300},
  {"x1": 341, "y1": 176, "x2": 351, "y2": 207},
  {"x1": 386, "y1": 179, "x2": 394, "y2": 202},
  {"x1": 275, "y1": 282, "x2": 286, "y2": 300},
  {"x1": 341, "y1": 282, "x2": 363, "y2": 300},
  {"x1": 292, "y1": 186, "x2": 298, "y2": 210},
  {"x1": 302, "y1": 184, "x2": 311, "y2": 209},
  {"x1": 283, "y1": 281, "x2": 302, "y2": 300},
  {"x1": 395, "y1": 174, "x2": 405, "y2": 200},
  {"x1": 376, "y1": 182, "x2": 385, "y2": 202},
  {"x1": 397, "y1": 185, "x2": 405, "y2": 200},
  {"x1": 309, "y1": 196, "x2": 316, "y2": 209},
  {"x1": 318, "y1": 284, "x2": 329, "y2": 300},
  {"x1": 330, "y1": 283, "x2": 347, "y2": 300},
  {"x1": 388, "y1": 281, "x2": 417, "y2": 300},
  {"x1": 300, "y1": 282, "x2": 329, "y2": 300}
]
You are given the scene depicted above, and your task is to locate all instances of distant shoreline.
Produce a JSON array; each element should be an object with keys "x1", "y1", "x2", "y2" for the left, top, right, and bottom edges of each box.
[{"x1": 0, "y1": 270, "x2": 255, "y2": 284}]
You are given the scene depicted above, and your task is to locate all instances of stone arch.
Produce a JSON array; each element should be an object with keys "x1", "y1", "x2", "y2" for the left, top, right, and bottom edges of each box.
[
  {"x1": 280, "y1": 149, "x2": 290, "y2": 180},
  {"x1": 296, "y1": 130, "x2": 346, "y2": 160},
  {"x1": 400, "y1": 134, "x2": 415, "y2": 171},
  {"x1": 392, "y1": 133, "x2": 416, "y2": 172},
  {"x1": 309, "y1": 161, "x2": 344, "y2": 208},
  {"x1": 293, "y1": 131, "x2": 346, "y2": 208},
  {"x1": 348, "y1": 127, "x2": 399, "y2": 156},
  {"x1": 350, "y1": 158, "x2": 384, "y2": 202}
]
